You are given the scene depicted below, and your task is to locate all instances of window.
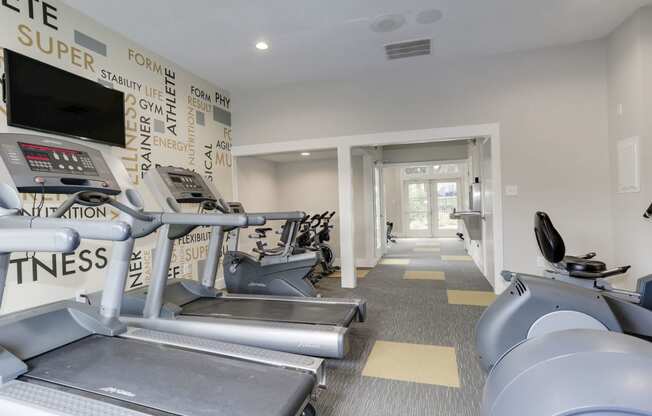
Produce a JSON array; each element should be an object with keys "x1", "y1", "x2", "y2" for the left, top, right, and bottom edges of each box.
[
  {"x1": 404, "y1": 166, "x2": 428, "y2": 176},
  {"x1": 402, "y1": 163, "x2": 462, "y2": 180},
  {"x1": 433, "y1": 164, "x2": 460, "y2": 175}
]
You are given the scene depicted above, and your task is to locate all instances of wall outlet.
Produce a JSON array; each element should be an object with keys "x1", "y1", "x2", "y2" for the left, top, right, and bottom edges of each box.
[{"x1": 505, "y1": 185, "x2": 518, "y2": 196}]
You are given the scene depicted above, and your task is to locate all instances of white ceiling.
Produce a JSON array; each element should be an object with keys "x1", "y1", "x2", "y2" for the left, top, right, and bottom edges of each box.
[{"x1": 64, "y1": 0, "x2": 652, "y2": 91}]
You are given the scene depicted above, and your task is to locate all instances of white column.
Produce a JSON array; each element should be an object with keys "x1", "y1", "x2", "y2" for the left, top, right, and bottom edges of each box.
[{"x1": 337, "y1": 145, "x2": 356, "y2": 288}]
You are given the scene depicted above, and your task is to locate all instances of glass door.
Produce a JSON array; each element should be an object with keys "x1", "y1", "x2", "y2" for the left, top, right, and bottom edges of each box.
[
  {"x1": 404, "y1": 181, "x2": 432, "y2": 237},
  {"x1": 431, "y1": 180, "x2": 460, "y2": 237}
]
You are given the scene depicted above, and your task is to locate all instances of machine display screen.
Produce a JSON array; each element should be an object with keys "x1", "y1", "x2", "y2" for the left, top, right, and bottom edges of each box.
[
  {"x1": 168, "y1": 173, "x2": 201, "y2": 190},
  {"x1": 18, "y1": 142, "x2": 99, "y2": 176}
]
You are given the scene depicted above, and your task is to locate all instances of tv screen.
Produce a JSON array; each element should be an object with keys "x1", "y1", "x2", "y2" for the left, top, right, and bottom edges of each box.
[{"x1": 3, "y1": 49, "x2": 125, "y2": 147}]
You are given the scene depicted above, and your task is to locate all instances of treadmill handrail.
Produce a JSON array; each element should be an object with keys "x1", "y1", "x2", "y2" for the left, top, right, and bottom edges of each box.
[
  {"x1": 0, "y1": 228, "x2": 80, "y2": 253},
  {"x1": 158, "y1": 212, "x2": 248, "y2": 227},
  {"x1": 0, "y1": 228, "x2": 80, "y2": 315},
  {"x1": 248, "y1": 211, "x2": 306, "y2": 221},
  {"x1": 0, "y1": 216, "x2": 131, "y2": 242}
]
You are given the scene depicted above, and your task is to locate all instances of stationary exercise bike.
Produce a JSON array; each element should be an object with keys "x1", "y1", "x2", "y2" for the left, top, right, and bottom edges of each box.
[
  {"x1": 223, "y1": 202, "x2": 321, "y2": 297},
  {"x1": 292, "y1": 212, "x2": 339, "y2": 283},
  {"x1": 476, "y1": 207, "x2": 652, "y2": 373},
  {"x1": 478, "y1": 205, "x2": 652, "y2": 415},
  {"x1": 314, "y1": 211, "x2": 339, "y2": 278}
]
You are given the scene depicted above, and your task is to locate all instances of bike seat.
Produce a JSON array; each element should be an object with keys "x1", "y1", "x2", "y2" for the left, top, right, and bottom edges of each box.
[
  {"x1": 255, "y1": 227, "x2": 273, "y2": 234},
  {"x1": 563, "y1": 256, "x2": 607, "y2": 275}
]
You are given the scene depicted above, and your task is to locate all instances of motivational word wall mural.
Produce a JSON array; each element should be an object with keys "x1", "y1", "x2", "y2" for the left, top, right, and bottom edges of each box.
[{"x1": 0, "y1": 0, "x2": 233, "y2": 313}]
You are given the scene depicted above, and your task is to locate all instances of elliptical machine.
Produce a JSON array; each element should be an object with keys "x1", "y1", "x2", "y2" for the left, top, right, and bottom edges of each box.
[{"x1": 478, "y1": 205, "x2": 652, "y2": 415}]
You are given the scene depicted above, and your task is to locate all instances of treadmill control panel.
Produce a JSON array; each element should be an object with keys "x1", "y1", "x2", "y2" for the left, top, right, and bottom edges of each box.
[
  {"x1": 19, "y1": 142, "x2": 99, "y2": 176},
  {"x1": 0, "y1": 133, "x2": 121, "y2": 194},
  {"x1": 157, "y1": 166, "x2": 217, "y2": 203}
]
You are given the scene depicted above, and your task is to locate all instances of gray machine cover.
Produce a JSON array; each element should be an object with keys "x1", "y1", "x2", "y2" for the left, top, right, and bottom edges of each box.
[
  {"x1": 475, "y1": 275, "x2": 627, "y2": 372},
  {"x1": 482, "y1": 329, "x2": 652, "y2": 416}
]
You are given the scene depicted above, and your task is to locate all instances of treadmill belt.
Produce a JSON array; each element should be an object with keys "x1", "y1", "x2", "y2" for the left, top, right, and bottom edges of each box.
[
  {"x1": 25, "y1": 335, "x2": 313, "y2": 416},
  {"x1": 182, "y1": 298, "x2": 357, "y2": 326}
]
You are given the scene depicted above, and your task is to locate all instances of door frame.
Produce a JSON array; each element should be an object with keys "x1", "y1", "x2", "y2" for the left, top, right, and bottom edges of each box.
[
  {"x1": 373, "y1": 160, "x2": 387, "y2": 259},
  {"x1": 232, "y1": 123, "x2": 504, "y2": 292}
]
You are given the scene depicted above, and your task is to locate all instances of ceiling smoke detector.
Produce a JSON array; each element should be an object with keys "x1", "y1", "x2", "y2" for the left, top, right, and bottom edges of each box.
[
  {"x1": 370, "y1": 14, "x2": 406, "y2": 33},
  {"x1": 385, "y1": 39, "x2": 431, "y2": 60}
]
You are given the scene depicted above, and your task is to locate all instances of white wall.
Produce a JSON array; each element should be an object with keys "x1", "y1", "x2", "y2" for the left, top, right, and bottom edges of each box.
[
  {"x1": 235, "y1": 157, "x2": 280, "y2": 252},
  {"x1": 606, "y1": 6, "x2": 652, "y2": 289},
  {"x1": 236, "y1": 157, "x2": 279, "y2": 212},
  {"x1": 236, "y1": 155, "x2": 371, "y2": 266},
  {"x1": 234, "y1": 40, "x2": 613, "y2": 276},
  {"x1": 383, "y1": 141, "x2": 469, "y2": 164}
]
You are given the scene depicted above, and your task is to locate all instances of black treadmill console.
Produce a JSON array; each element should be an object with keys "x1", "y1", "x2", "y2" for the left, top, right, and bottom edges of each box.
[
  {"x1": 156, "y1": 166, "x2": 216, "y2": 203},
  {"x1": 0, "y1": 133, "x2": 121, "y2": 194},
  {"x1": 228, "y1": 202, "x2": 245, "y2": 214}
]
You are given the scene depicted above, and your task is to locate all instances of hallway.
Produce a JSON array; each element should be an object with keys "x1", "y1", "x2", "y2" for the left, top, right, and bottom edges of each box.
[{"x1": 316, "y1": 238, "x2": 495, "y2": 416}]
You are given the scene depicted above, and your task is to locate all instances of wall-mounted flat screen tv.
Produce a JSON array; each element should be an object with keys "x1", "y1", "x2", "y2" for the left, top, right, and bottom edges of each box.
[{"x1": 3, "y1": 49, "x2": 125, "y2": 147}]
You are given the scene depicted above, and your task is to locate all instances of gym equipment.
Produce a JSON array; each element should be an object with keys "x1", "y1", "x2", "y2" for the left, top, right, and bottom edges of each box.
[
  {"x1": 476, "y1": 270, "x2": 652, "y2": 372},
  {"x1": 482, "y1": 329, "x2": 652, "y2": 415},
  {"x1": 224, "y1": 203, "x2": 321, "y2": 296},
  {"x1": 315, "y1": 211, "x2": 338, "y2": 277},
  {"x1": 476, "y1": 209, "x2": 652, "y2": 373},
  {"x1": 112, "y1": 166, "x2": 366, "y2": 359},
  {"x1": 292, "y1": 211, "x2": 339, "y2": 282},
  {"x1": 534, "y1": 211, "x2": 631, "y2": 286},
  {"x1": 0, "y1": 133, "x2": 322, "y2": 416},
  {"x1": 386, "y1": 221, "x2": 397, "y2": 244},
  {"x1": 479, "y1": 207, "x2": 652, "y2": 416}
]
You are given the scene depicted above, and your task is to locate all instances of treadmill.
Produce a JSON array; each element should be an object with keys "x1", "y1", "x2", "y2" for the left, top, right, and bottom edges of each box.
[
  {"x1": 115, "y1": 166, "x2": 366, "y2": 358},
  {"x1": 0, "y1": 133, "x2": 322, "y2": 416}
]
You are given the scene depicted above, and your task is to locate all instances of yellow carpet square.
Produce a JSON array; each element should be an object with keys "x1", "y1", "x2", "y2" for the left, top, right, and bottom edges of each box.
[
  {"x1": 413, "y1": 247, "x2": 441, "y2": 253},
  {"x1": 328, "y1": 269, "x2": 370, "y2": 278},
  {"x1": 441, "y1": 255, "x2": 473, "y2": 261},
  {"x1": 403, "y1": 270, "x2": 446, "y2": 281},
  {"x1": 447, "y1": 290, "x2": 496, "y2": 306},
  {"x1": 380, "y1": 259, "x2": 410, "y2": 265},
  {"x1": 362, "y1": 341, "x2": 460, "y2": 387}
]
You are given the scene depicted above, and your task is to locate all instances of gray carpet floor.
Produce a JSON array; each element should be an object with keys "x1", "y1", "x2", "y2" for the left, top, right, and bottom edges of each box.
[{"x1": 314, "y1": 238, "x2": 492, "y2": 416}]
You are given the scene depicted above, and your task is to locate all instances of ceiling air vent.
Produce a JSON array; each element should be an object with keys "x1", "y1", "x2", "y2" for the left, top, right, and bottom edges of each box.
[{"x1": 385, "y1": 39, "x2": 431, "y2": 60}]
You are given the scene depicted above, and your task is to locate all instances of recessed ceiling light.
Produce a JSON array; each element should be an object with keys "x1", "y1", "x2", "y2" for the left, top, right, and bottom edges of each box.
[
  {"x1": 301, "y1": 152, "x2": 311, "y2": 156},
  {"x1": 255, "y1": 41, "x2": 269, "y2": 50}
]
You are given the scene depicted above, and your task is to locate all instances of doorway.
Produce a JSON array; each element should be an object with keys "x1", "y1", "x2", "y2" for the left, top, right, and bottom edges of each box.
[
  {"x1": 403, "y1": 179, "x2": 461, "y2": 238},
  {"x1": 233, "y1": 123, "x2": 503, "y2": 292}
]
